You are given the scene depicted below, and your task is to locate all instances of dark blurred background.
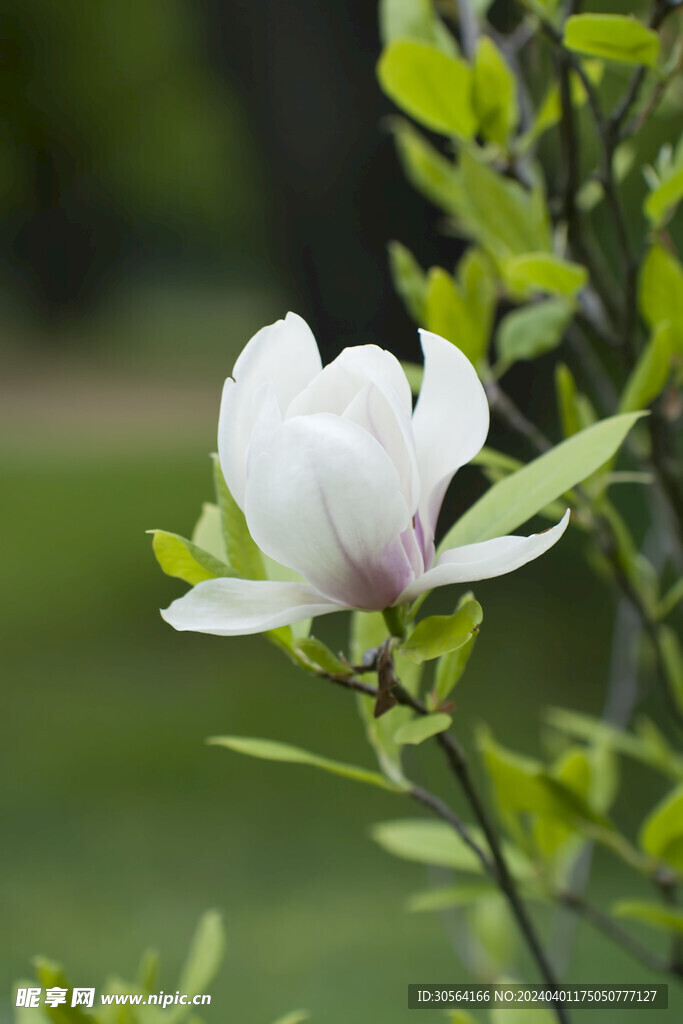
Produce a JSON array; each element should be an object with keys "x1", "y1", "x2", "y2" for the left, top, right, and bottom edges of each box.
[{"x1": 3, "y1": 1, "x2": 681, "y2": 1021}]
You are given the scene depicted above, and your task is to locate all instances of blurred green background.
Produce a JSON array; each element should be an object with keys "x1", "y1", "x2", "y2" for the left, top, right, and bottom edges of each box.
[{"x1": 2, "y1": 0, "x2": 681, "y2": 1021}]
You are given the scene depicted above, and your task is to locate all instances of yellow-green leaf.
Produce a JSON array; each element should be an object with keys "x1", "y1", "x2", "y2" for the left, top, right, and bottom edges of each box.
[
  {"x1": 388, "y1": 241, "x2": 427, "y2": 322},
  {"x1": 613, "y1": 900, "x2": 683, "y2": 935},
  {"x1": 208, "y1": 736, "x2": 406, "y2": 792},
  {"x1": 378, "y1": 40, "x2": 476, "y2": 138},
  {"x1": 619, "y1": 322, "x2": 674, "y2": 413},
  {"x1": 472, "y1": 36, "x2": 517, "y2": 146},
  {"x1": 645, "y1": 166, "x2": 683, "y2": 225},
  {"x1": 394, "y1": 713, "x2": 452, "y2": 745},
  {"x1": 564, "y1": 14, "x2": 660, "y2": 67},
  {"x1": 503, "y1": 253, "x2": 588, "y2": 298},
  {"x1": 401, "y1": 600, "x2": 483, "y2": 663},
  {"x1": 150, "y1": 530, "x2": 233, "y2": 586},
  {"x1": 439, "y1": 413, "x2": 644, "y2": 551},
  {"x1": 639, "y1": 781, "x2": 683, "y2": 870}
]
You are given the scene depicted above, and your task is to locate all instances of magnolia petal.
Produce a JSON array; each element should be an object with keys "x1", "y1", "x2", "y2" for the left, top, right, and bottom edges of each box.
[
  {"x1": 398, "y1": 510, "x2": 570, "y2": 602},
  {"x1": 244, "y1": 413, "x2": 414, "y2": 609},
  {"x1": 218, "y1": 312, "x2": 322, "y2": 508},
  {"x1": 342, "y1": 381, "x2": 420, "y2": 510},
  {"x1": 161, "y1": 578, "x2": 340, "y2": 636},
  {"x1": 287, "y1": 344, "x2": 412, "y2": 420},
  {"x1": 412, "y1": 331, "x2": 490, "y2": 548}
]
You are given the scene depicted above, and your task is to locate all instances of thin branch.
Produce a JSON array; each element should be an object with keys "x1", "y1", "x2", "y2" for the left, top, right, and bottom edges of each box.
[
  {"x1": 410, "y1": 783, "x2": 494, "y2": 875},
  {"x1": 558, "y1": 891, "x2": 682, "y2": 977},
  {"x1": 318, "y1": 667, "x2": 570, "y2": 1020}
]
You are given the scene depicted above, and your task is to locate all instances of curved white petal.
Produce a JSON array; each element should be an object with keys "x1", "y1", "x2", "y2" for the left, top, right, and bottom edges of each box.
[
  {"x1": 287, "y1": 344, "x2": 412, "y2": 420},
  {"x1": 244, "y1": 413, "x2": 414, "y2": 609},
  {"x1": 412, "y1": 331, "x2": 490, "y2": 546},
  {"x1": 219, "y1": 312, "x2": 322, "y2": 508},
  {"x1": 161, "y1": 578, "x2": 340, "y2": 636},
  {"x1": 398, "y1": 510, "x2": 570, "y2": 602},
  {"x1": 342, "y1": 382, "x2": 420, "y2": 510}
]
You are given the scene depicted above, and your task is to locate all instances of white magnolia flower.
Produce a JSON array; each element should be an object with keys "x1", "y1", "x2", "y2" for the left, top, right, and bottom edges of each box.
[{"x1": 162, "y1": 313, "x2": 569, "y2": 635}]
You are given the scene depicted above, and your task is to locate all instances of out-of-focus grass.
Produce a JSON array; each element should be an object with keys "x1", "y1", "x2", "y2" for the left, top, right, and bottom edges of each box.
[{"x1": 2, "y1": 429, "x2": 680, "y2": 1023}]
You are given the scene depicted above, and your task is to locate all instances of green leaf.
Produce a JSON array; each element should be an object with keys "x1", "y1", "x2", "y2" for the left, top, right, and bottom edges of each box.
[
  {"x1": 555, "y1": 363, "x2": 581, "y2": 438},
  {"x1": 429, "y1": 591, "x2": 479, "y2": 708},
  {"x1": 149, "y1": 530, "x2": 234, "y2": 586},
  {"x1": 378, "y1": 40, "x2": 476, "y2": 138},
  {"x1": 270, "y1": 1013, "x2": 310, "y2": 1024},
  {"x1": 401, "y1": 361, "x2": 423, "y2": 396},
  {"x1": 371, "y1": 818, "x2": 533, "y2": 877},
  {"x1": 137, "y1": 948, "x2": 160, "y2": 993},
  {"x1": 350, "y1": 609, "x2": 422, "y2": 786},
  {"x1": 295, "y1": 637, "x2": 350, "y2": 676},
  {"x1": 177, "y1": 911, "x2": 225, "y2": 1004},
  {"x1": 657, "y1": 626, "x2": 683, "y2": 718},
  {"x1": 496, "y1": 298, "x2": 574, "y2": 368},
  {"x1": 191, "y1": 502, "x2": 227, "y2": 562},
  {"x1": 454, "y1": 152, "x2": 552, "y2": 264},
  {"x1": 619, "y1": 322, "x2": 674, "y2": 413},
  {"x1": 394, "y1": 713, "x2": 452, "y2": 745},
  {"x1": 388, "y1": 241, "x2": 427, "y2": 322},
  {"x1": 546, "y1": 707, "x2": 683, "y2": 781},
  {"x1": 212, "y1": 455, "x2": 265, "y2": 580},
  {"x1": 639, "y1": 781, "x2": 683, "y2": 870},
  {"x1": 520, "y1": 61, "x2": 603, "y2": 148},
  {"x1": 645, "y1": 166, "x2": 683, "y2": 226},
  {"x1": 379, "y1": 0, "x2": 458, "y2": 56},
  {"x1": 401, "y1": 600, "x2": 483, "y2": 663},
  {"x1": 478, "y1": 729, "x2": 611, "y2": 848},
  {"x1": 208, "y1": 736, "x2": 406, "y2": 792},
  {"x1": 425, "y1": 268, "x2": 477, "y2": 358},
  {"x1": 639, "y1": 244, "x2": 683, "y2": 352},
  {"x1": 657, "y1": 577, "x2": 683, "y2": 621},
  {"x1": 32, "y1": 960, "x2": 93, "y2": 1024},
  {"x1": 472, "y1": 37, "x2": 517, "y2": 146},
  {"x1": 439, "y1": 413, "x2": 643, "y2": 552},
  {"x1": 613, "y1": 901, "x2": 683, "y2": 935},
  {"x1": 407, "y1": 880, "x2": 497, "y2": 912},
  {"x1": 392, "y1": 120, "x2": 463, "y2": 212},
  {"x1": 564, "y1": 14, "x2": 660, "y2": 67},
  {"x1": 447, "y1": 1012, "x2": 478, "y2": 1024},
  {"x1": 371, "y1": 819, "x2": 484, "y2": 871},
  {"x1": 503, "y1": 254, "x2": 588, "y2": 298},
  {"x1": 459, "y1": 248, "x2": 497, "y2": 360}
]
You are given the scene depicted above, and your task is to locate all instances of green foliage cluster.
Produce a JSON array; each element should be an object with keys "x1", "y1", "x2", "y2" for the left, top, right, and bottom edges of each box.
[{"x1": 13, "y1": 914, "x2": 309, "y2": 1024}]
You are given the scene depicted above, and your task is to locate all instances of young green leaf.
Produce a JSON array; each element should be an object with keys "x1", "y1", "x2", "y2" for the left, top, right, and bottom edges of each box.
[
  {"x1": 401, "y1": 361, "x2": 424, "y2": 395},
  {"x1": 546, "y1": 707, "x2": 683, "y2": 781},
  {"x1": 564, "y1": 14, "x2": 660, "y2": 67},
  {"x1": 555, "y1": 363, "x2": 581, "y2": 438},
  {"x1": 371, "y1": 819, "x2": 533, "y2": 877},
  {"x1": 639, "y1": 781, "x2": 683, "y2": 870},
  {"x1": 394, "y1": 712, "x2": 452, "y2": 745},
  {"x1": 379, "y1": 0, "x2": 458, "y2": 56},
  {"x1": 377, "y1": 41, "x2": 476, "y2": 138},
  {"x1": 496, "y1": 298, "x2": 574, "y2": 367},
  {"x1": 645, "y1": 166, "x2": 683, "y2": 226},
  {"x1": 407, "y1": 880, "x2": 498, "y2": 912},
  {"x1": 177, "y1": 911, "x2": 225, "y2": 1005},
  {"x1": 400, "y1": 600, "x2": 483, "y2": 663},
  {"x1": 612, "y1": 901, "x2": 683, "y2": 935},
  {"x1": 388, "y1": 241, "x2": 427, "y2": 322},
  {"x1": 295, "y1": 637, "x2": 350, "y2": 676},
  {"x1": 191, "y1": 502, "x2": 227, "y2": 562},
  {"x1": 472, "y1": 37, "x2": 517, "y2": 146},
  {"x1": 392, "y1": 120, "x2": 463, "y2": 212},
  {"x1": 619, "y1": 322, "x2": 674, "y2": 413},
  {"x1": 657, "y1": 626, "x2": 683, "y2": 717},
  {"x1": 639, "y1": 244, "x2": 683, "y2": 351},
  {"x1": 149, "y1": 530, "x2": 234, "y2": 586},
  {"x1": 212, "y1": 455, "x2": 265, "y2": 580},
  {"x1": 208, "y1": 736, "x2": 407, "y2": 792},
  {"x1": 503, "y1": 254, "x2": 588, "y2": 299},
  {"x1": 425, "y1": 268, "x2": 481, "y2": 362},
  {"x1": 439, "y1": 413, "x2": 644, "y2": 552},
  {"x1": 270, "y1": 1012, "x2": 310, "y2": 1024}
]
